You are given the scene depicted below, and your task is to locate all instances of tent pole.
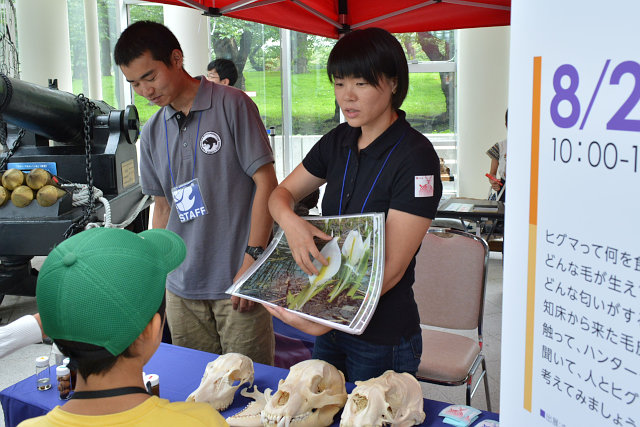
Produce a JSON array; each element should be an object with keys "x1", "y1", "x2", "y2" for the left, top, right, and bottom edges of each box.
[{"x1": 442, "y1": 0, "x2": 510, "y2": 11}]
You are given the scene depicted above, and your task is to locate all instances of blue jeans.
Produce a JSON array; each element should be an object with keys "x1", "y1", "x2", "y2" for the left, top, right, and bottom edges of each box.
[{"x1": 312, "y1": 330, "x2": 422, "y2": 382}]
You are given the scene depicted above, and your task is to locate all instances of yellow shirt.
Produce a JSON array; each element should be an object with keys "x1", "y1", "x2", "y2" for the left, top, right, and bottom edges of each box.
[{"x1": 17, "y1": 396, "x2": 228, "y2": 426}]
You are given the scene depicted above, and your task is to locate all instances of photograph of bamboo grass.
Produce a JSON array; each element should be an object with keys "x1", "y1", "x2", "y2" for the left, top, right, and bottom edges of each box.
[{"x1": 228, "y1": 213, "x2": 385, "y2": 334}]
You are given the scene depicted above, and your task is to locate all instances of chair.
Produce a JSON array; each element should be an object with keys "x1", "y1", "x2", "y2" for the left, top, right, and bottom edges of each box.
[{"x1": 414, "y1": 228, "x2": 492, "y2": 411}]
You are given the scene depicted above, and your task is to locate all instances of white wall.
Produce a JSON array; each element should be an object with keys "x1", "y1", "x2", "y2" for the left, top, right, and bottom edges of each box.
[
  {"x1": 163, "y1": 5, "x2": 209, "y2": 78},
  {"x1": 16, "y1": 0, "x2": 73, "y2": 91},
  {"x1": 457, "y1": 26, "x2": 510, "y2": 198}
]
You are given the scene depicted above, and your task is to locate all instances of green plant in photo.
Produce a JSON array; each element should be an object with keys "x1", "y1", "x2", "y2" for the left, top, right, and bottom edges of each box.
[
  {"x1": 328, "y1": 229, "x2": 366, "y2": 302},
  {"x1": 288, "y1": 237, "x2": 341, "y2": 310},
  {"x1": 347, "y1": 233, "x2": 371, "y2": 298}
]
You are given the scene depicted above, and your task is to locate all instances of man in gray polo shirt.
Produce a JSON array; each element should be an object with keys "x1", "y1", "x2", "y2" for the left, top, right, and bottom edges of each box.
[{"x1": 114, "y1": 21, "x2": 277, "y2": 365}]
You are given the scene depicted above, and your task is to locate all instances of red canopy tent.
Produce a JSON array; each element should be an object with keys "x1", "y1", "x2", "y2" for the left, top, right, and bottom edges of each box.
[{"x1": 144, "y1": 0, "x2": 510, "y2": 38}]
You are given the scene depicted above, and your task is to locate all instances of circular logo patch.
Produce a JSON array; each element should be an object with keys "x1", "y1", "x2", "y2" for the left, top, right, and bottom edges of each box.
[{"x1": 200, "y1": 131, "x2": 222, "y2": 154}]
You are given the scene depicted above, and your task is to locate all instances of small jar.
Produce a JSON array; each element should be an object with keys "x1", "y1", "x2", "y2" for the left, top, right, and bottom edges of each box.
[
  {"x1": 35, "y1": 356, "x2": 51, "y2": 391},
  {"x1": 144, "y1": 374, "x2": 160, "y2": 396},
  {"x1": 56, "y1": 365, "x2": 72, "y2": 400},
  {"x1": 62, "y1": 357, "x2": 77, "y2": 391}
]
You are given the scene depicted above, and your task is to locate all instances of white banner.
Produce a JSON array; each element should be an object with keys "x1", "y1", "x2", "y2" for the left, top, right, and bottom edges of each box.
[{"x1": 501, "y1": 1, "x2": 640, "y2": 426}]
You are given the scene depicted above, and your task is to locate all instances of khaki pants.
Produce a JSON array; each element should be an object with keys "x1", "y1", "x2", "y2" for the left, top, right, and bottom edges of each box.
[{"x1": 166, "y1": 289, "x2": 275, "y2": 366}]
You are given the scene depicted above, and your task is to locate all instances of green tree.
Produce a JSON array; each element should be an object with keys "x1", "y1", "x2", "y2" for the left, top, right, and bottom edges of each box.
[
  {"x1": 416, "y1": 31, "x2": 453, "y2": 126},
  {"x1": 293, "y1": 32, "x2": 309, "y2": 74},
  {"x1": 394, "y1": 31, "x2": 454, "y2": 129},
  {"x1": 129, "y1": 4, "x2": 163, "y2": 24},
  {"x1": 97, "y1": 0, "x2": 114, "y2": 77},
  {"x1": 209, "y1": 17, "x2": 279, "y2": 90},
  {"x1": 67, "y1": 0, "x2": 87, "y2": 93}
]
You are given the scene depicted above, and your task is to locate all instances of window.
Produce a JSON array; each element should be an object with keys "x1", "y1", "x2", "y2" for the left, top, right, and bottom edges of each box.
[
  {"x1": 109, "y1": 5, "x2": 458, "y2": 192},
  {"x1": 66, "y1": 0, "x2": 125, "y2": 111},
  {"x1": 401, "y1": 31, "x2": 457, "y2": 195}
]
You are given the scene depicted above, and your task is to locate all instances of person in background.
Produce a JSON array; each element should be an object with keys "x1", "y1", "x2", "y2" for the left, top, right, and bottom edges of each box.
[
  {"x1": 206, "y1": 58, "x2": 238, "y2": 87},
  {"x1": 486, "y1": 109, "x2": 508, "y2": 202},
  {"x1": 18, "y1": 227, "x2": 226, "y2": 426},
  {"x1": 265, "y1": 28, "x2": 442, "y2": 382},
  {"x1": 114, "y1": 21, "x2": 277, "y2": 365},
  {"x1": 0, "y1": 313, "x2": 44, "y2": 359}
]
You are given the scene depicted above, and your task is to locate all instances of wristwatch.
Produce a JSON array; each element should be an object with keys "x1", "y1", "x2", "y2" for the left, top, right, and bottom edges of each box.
[{"x1": 245, "y1": 245, "x2": 265, "y2": 260}]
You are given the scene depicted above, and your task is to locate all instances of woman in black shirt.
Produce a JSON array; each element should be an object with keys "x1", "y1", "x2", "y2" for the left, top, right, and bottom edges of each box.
[{"x1": 266, "y1": 27, "x2": 442, "y2": 382}]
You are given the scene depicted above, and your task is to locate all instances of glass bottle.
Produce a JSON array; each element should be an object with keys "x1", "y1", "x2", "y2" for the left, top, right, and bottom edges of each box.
[
  {"x1": 35, "y1": 356, "x2": 51, "y2": 391},
  {"x1": 56, "y1": 365, "x2": 72, "y2": 400},
  {"x1": 144, "y1": 373, "x2": 160, "y2": 396},
  {"x1": 62, "y1": 357, "x2": 77, "y2": 391}
]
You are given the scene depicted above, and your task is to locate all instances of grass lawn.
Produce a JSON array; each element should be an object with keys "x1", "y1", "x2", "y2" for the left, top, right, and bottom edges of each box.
[
  {"x1": 72, "y1": 76, "x2": 161, "y2": 122},
  {"x1": 246, "y1": 69, "x2": 448, "y2": 134},
  {"x1": 76, "y1": 70, "x2": 449, "y2": 134}
]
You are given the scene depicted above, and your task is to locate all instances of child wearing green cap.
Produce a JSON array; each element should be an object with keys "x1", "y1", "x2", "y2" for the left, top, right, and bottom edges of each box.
[{"x1": 18, "y1": 227, "x2": 227, "y2": 426}]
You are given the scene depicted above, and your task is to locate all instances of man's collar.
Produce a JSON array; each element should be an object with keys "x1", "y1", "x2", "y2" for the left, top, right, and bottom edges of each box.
[{"x1": 164, "y1": 76, "x2": 212, "y2": 120}]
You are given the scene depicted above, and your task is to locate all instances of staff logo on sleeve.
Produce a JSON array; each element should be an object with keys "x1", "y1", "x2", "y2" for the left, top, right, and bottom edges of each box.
[
  {"x1": 200, "y1": 131, "x2": 222, "y2": 154},
  {"x1": 414, "y1": 175, "x2": 434, "y2": 198}
]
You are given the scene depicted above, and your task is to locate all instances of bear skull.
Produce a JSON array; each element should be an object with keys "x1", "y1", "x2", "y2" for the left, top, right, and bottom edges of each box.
[
  {"x1": 339, "y1": 370, "x2": 425, "y2": 427},
  {"x1": 187, "y1": 352, "x2": 254, "y2": 411},
  {"x1": 261, "y1": 359, "x2": 347, "y2": 427}
]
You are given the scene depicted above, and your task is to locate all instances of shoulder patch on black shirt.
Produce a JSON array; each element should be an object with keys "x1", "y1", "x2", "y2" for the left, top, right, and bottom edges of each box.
[{"x1": 415, "y1": 175, "x2": 434, "y2": 197}]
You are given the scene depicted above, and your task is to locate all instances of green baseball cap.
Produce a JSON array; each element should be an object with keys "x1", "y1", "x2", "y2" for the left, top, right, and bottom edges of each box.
[{"x1": 37, "y1": 227, "x2": 186, "y2": 357}]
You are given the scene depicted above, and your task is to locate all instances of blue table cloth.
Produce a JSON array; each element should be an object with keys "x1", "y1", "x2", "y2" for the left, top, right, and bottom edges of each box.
[{"x1": 1, "y1": 343, "x2": 499, "y2": 426}]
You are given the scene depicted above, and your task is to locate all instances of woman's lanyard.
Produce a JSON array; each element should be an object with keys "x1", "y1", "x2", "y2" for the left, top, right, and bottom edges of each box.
[
  {"x1": 70, "y1": 386, "x2": 151, "y2": 400},
  {"x1": 338, "y1": 130, "x2": 407, "y2": 215},
  {"x1": 164, "y1": 110, "x2": 203, "y2": 187}
]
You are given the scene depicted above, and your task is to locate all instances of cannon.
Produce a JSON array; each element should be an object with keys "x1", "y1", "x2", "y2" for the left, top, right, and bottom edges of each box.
[{"x1": 0, "y1": 73, "x2": 151, "y2": 300}]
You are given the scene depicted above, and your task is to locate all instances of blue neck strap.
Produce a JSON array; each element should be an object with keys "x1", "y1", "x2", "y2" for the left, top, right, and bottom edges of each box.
[
  {"x1": 339, "y1": 129, "x2": 407, "y2": 215},
  {"x1": 165, "y1": 109, "x2": 203, "y2": 187}
]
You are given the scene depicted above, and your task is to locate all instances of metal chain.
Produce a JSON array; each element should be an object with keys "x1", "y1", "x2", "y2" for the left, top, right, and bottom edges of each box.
[
  {"x1": 64, "y1": 94, "x2": 96, "y2": 238},
  {"x1": 0, "y1": 119, "x2": 24, "y2": 171}
]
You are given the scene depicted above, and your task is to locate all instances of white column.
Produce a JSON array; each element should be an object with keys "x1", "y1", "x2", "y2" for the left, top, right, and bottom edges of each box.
[
  {"x1": 280, "y1": 29, "x2": 293, "y2": 177},
  {"x1": 84, "y1": 0, "x2": 102, "y2": 99},
  {"x1": 457, "y1": 26, "x2": 510, "y2": 198},
  {"x1": 163, "y1": 5, "x2": 209, "y2": 78},
  {"x1": 16, "y1": 0, "x2": 72, "y2": 91}
]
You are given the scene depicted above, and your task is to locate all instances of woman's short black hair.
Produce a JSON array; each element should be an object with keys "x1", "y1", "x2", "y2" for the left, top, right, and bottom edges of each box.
[
  {"x1": 327, "y1": 27, "x2": 409, "y2": 110},
  {"x1": 114, "y1": 21, "x2": 182, "y2": 67}
]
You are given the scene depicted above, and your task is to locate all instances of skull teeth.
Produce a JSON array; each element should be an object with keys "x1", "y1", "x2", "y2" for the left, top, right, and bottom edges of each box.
[{"x1": 261, "y1": 411, "x2": 315, "y2": 426}]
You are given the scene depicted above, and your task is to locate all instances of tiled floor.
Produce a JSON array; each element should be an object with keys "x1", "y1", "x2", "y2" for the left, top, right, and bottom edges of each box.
[{"x1": 0, "y1": 253, "x2": 503, "y2": 426}]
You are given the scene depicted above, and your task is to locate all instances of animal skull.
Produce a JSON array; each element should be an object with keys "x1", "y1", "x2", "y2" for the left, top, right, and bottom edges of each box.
[
  {"x1": 226, "y1": 386, "x2": 267, "y2": 427},
  {"x1": 261, "y1": 359, "x2": 347, "y2": 427},
  {"x1": 187, "y1": 352, "x2": 254, "y2": 411},
  {"x1": 340, "y1": 370, "x2": 425, "y2": 427}
]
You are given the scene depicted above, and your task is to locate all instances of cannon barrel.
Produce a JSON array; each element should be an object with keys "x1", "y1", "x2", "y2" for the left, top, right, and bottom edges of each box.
[
  {"x1": 0, "y1": 74, "x2": 149, "y2": 295},
  {"x1": 0, "y1": 73, "x2": 104, "y2": 145}
]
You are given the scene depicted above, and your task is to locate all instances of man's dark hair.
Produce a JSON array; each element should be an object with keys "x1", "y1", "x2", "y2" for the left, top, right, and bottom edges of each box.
[
  {"x1": 54, "y1": 339, "x2": 134, "y2": 380},
  {"x1": 54, "y1": 297, "x2": 166, "y2": 379},
  {"x1": 114, "y1": 21, "x2": 181, "y2": 67},
  {"x1": 207, "y1": 58, "x2": 239, "y2": 86},
  {"x1": 327, "y1": 28, "x2": 409, "y2": 110}
]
